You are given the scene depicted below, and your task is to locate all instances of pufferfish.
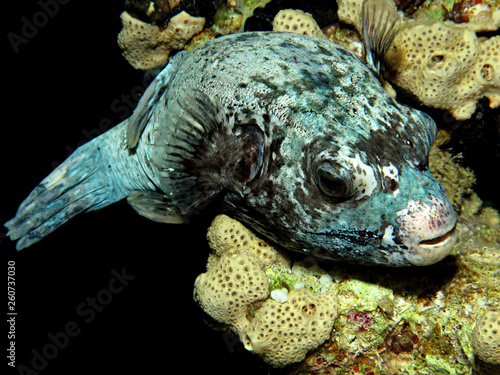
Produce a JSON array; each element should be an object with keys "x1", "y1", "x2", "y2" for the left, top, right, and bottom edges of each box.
[{"x1": 5, "y1": 0, "x2": 457, "y2": 266}]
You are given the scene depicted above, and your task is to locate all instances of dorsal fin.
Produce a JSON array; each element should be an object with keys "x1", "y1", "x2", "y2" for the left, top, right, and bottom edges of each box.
[{"x1": 361, "y1": 0, "x2": 401, "y2": 74}]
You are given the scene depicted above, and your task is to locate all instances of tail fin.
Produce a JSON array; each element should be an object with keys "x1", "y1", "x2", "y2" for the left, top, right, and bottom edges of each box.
[{"x1": 5, "y1": 125, "x2": 130, "y2": 250}]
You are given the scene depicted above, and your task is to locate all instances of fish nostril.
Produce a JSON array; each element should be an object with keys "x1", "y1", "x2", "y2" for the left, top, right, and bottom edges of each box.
[
  {"x1": 388, "y1": 178, "x2": 398, "y2": 191},
  {"x1": 384, "y1": 177, "x2": 398, "y2": 192}
]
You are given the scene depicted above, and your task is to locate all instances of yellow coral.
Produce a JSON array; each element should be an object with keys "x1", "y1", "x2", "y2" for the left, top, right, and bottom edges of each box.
[
  {"x1": 387, "y1": 22, "x2": 499, "y2": 120},
  {"x1": 206, "y1": 214, "x2": 290, "y2": 269},
  {"x1": 244, "y1": 288, "x2": 337, "y2": 367},
  {"x1": 194, "y1": 251, "x2": 269, "y2": 328},
  {"x1": 272, "y1": 9, "x2": 327, "y2": 39},
  {"x1": 117, "y1": 11, "x2": 205, "y2": 70},
  {"x1": 472, "y1": 309, "x2": 500, "y2": 365},
  {"x1": 337, "y1": 0, "x2": 500, "y2": 119},
  {"x1": 194, "y1": 215, "x2": 338, "y2": 368}
]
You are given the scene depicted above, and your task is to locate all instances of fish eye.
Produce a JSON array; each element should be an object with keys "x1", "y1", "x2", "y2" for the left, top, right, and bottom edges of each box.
[{"x1": 315, "y1": 163, "x2": 352, "y2": 200}]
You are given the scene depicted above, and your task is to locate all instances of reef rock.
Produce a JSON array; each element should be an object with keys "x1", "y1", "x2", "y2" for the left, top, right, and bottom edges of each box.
[
  {"x1": 272, "y1": 9, "x2": 327, "y2": 39},
  {"x1": 117, "y1": 10, "x2": 204, "y2": 70},
  {"x1": 472, "y1": 309, "x2": 500, "y2": 365},
  {"x1": 194, "y1": 215, "x2": 337, "y2": 368},
  {"x1": 195, "y1": 198, "x2": 500, "y2": 374}
]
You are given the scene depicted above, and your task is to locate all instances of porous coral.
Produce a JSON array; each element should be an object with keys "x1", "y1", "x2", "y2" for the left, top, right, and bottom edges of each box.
[
  {"x1": 194, "y1": 215, "x2": 337, "y2": 368},
  {"x1": 244, "y1": 288, "x2": 337, "y2": 367},
  {"x1": 472, "y1": 309, "x2": 500, "y2": 365},
  {"x1": 196, "y1": 202, "x2": 500, "y2": 374},
  {"x1": 337, "y1": 0, "x2": 500, "y2": 119},
  {"x1": 206, "y1": 214, "x2": 290, "y2": 269},
  {"x1": 386, "y1": 20, "x2": 500, "y2": 120},
  {"x1": 272, "y1": 9, "x2": 327, "y2": 39},
  {"x1": 117, "y1": 10, "x2": 204, "y2": 70},
  {"x1": 194, "y1": 251, "x2": 269, "y2": 328}
]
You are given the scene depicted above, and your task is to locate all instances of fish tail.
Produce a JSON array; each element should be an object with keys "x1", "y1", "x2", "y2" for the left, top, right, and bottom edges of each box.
[{"x1": 5, "y1": 122, "x2": 140, "y2": 250}]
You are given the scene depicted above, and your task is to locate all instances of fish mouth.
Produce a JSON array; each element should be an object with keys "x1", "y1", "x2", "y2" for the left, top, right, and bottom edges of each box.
[
  {"x1": 418, "y1": 224, "x2": 457, "y2": 246},
  {"x1": 397, "y1": 196, "x2": 458, "y2": 266},
  {"x1": 396, "y1": 195, "x2": 458, "y2": 266},
  {"x1": 404, "y1": 221, "x2": 457, "y2": 266}
]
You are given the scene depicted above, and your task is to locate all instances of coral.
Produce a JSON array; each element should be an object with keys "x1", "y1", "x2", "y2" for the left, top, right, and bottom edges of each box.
[
  {"x1": 124, "y1": 0, "x2": 182, "y2": 26},
  {"x1": 472, "y1": 309, "x2": 500, "y2": 365},
  {"x1": 117, "y1": 10, "x2": 204, "y2": 70},
  {"x1": 428, "y1": 144, "x2": 476, "y2": 212},
  {"x1": 337, "y1": 0, "x2": 363, "y2": 30},
  {"x1": 272, "y1": 9, "x2": 327, "y2": 39},
  {"x1": 244, "y1": 288, "x2": 338, "y2": 367},
  {"x1": 416, "y1": 0, "x2": 500, "y2": 31},
  {"x1": 194, "y1": 251, "x2": 269, "y2": 328},
  {"x1": 386, "y1": 21, "x2": 500, "y2": 120},
  {"x1": 291, "y1": 193, "x2": 500, "y2": 374},
  {"x1": 184, "y1": 0, "x2": 273, "y2": 51},
  {"x1": 337, "y1": 0, "x2": 500, "y2": 120},
  {"x1": 194, "y1": 215, "x2": 338, "y2": 368},
  {"x1": 206, "y1": 214, "x2": 290, "y2": 270},
  {"x1": 197, "y1": 202, "x2": 500, "y2": 373}
]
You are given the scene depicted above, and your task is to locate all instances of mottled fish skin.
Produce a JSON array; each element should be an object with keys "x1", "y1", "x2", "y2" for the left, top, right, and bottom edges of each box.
[
  {"x1": 5, "y1": 32, "x2": 457, "y2": 265},
  {"x1": 139, "y1": 32, "x2": 456, "y2": 266}
]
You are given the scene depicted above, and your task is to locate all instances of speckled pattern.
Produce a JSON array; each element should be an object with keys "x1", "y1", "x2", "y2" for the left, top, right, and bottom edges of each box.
[
  {"x1": 6, "y1": 32, "x2": 457, "y2": 265},
  {"x1": 139, "y1": 32, "x2": 457, "y2": 266}
]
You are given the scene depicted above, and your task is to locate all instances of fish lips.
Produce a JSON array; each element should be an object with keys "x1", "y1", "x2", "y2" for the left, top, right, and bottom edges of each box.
[{"x1": 389, "y1": 195, "x2": 458, "y2": 266}]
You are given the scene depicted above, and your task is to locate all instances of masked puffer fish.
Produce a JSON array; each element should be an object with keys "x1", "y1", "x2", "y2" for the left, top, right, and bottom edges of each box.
[{"x1": 5, "y1": 0, "x2": 457, "y2": 266}]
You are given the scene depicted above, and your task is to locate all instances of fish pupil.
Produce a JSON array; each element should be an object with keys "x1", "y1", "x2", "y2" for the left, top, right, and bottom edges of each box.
[{"x1": 316, "y1": 168, "x2": 349, "y2": 199}]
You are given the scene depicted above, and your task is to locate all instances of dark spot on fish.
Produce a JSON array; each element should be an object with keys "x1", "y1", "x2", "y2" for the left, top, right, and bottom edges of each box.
[
  {"x1": 262, "y1": 113, "x2": 271, "y2": 124},
  {"x1": 250, "y1": 75, "x2": 279, "y2": 91},
  {"x1": 238, "y1": 82, "x2": 248, "y2": 88},
  {"x1": 417, "y1": 161, "x2": 427, "y2": 171},
  {"x1": 317, "y1": 45, "x2": 334, "y2": 57},
  {"x1": 278, "y1": 63, "x2": 290, "y2": 72},
  {"x1": 241, "y1": 107, "x2": 253, "y2": 116},
  {"x1": 278, "y1": 41, "x2": 298, "y2": 50},
  {"x1": 334, "y1": 47, "x2": 352, "y2": 58}
]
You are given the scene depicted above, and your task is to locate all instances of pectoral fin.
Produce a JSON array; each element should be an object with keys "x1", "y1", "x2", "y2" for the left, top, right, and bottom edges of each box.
[
  {"x1": 127, "y1": 191, "x2": 186, "y2": 224},
  {"x1": 152, "y1": 89, "x2": 266, "y2": 216}
]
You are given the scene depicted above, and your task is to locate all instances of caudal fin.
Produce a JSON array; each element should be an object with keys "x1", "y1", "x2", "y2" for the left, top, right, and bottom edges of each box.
[{"x1": 5, "y1": 132, "x2": 127, "y2": 250}]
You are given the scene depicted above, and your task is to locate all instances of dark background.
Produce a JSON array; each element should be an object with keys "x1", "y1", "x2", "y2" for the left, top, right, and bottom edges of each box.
[{"x1": 3, "y1": 1, "x2": 499, "y2": 375}]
